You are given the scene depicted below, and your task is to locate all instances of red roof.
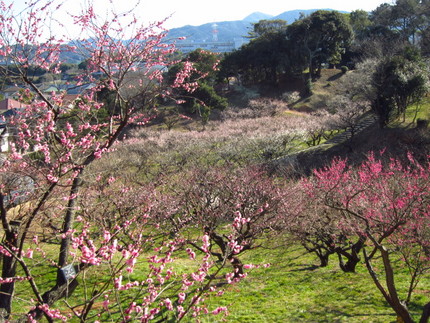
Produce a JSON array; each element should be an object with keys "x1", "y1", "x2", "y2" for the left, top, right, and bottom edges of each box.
[
  {"x1": 0, "y1": 98, "x2": 29, "y2": 111},
  {"x1": 62, "y1": 94, "x2": 80, "y2": 105}
]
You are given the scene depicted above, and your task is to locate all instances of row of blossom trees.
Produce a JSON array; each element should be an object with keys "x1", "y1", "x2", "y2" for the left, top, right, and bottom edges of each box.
[{"x1": 288, "y1": 152, "x2": 430, "y2": 323}]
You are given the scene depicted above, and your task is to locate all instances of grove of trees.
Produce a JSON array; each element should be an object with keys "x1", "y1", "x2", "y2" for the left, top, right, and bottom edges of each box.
[{"x1": 220, "y1": 2, "x2": 430, "y2": 126}]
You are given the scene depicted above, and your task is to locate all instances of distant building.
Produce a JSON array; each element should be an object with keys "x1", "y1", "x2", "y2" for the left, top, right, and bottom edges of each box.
[
  {"x1": 175, "y1": 38, "x2": 246, "y2": 54},
  {"x1": 40, "y1": 85, "x2": 60, "y2": 95},
  {"x1": 62, "y1": 94, "x2": 80, "y2": 108},
  {"x1": 64, "y1": 83, "x2": 96, "y2": 95},
  {"x1": 2, "y1": 86, "x2": 24, "y2": 99},
  {"x1": 0, "y1": 98, "x2": 29, "y2": 113},
  {"x1": 0, "y1": 99, "x2": 30, "y2": 153},
  {"x1": 0, "y1": 123, "x2": 9, "y2": 152}
]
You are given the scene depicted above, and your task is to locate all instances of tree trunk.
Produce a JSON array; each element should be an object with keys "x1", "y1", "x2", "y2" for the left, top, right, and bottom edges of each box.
[
  {"x1": 230, "y1": 256, "x2": 244, "y2": 279},
  {"x1": 26, "y1": 279, "x2": 79, "y2": 321},
  {"x1": 0, "y1": 225, "x2": 20, "y2": 318},
  {"x1": 365, "y1": 245, "x2": 415, "y2": 323},
  {"x1": 21, "y1": 173, "x2": 84, "y2": 320},
  {"x1": 337, "y1": 237, "x2": 365, "y2": 273},
  {"x1": 380, "y1": 247, "x2": 414, "y2": 323},
  {"x1": 419, "y1": 302, "x2": 430, "y2": 323},
  {"x1": 303, "y1": 243, "x2": 332, "y2": 267},
  {"x1": 57, "y1": 174, "x2": 83, "y2": 272},
  {"x1": 316, "y1": 250, "x2": 330, "y2": 267},
  {"x1": 339, "y1": 255, "x2": 360, "y2": 273}
]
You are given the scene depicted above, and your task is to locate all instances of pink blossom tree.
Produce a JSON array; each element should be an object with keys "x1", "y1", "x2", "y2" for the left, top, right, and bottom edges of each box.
[
  {"x1": 0, "y1": 0, "x2": 244, "y2": 321},
  {"x1": 152, "y1": 166, "x2": 284, "y2": 280},
  {"x1": 285, "y1": 186, "x2": 365, "y2": 271},
  {"x1": 302, "y1": 152, "x2": 430, "y2": 322}
]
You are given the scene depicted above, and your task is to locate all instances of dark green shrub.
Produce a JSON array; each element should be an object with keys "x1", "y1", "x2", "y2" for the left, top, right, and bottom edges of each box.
[
  {"x1": 417, "y1": 118, "x2": 429, "y2": 129},
  {"x1": 305, "y1": 78, "x2": 313, "y2": 96}
]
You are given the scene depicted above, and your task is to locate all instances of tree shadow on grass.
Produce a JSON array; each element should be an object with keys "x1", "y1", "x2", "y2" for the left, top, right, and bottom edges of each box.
[
  {"x1": 306, "y1": 309, "x2": 396, "y2": 323},
  {"x1": 327, "y1": 72, "x2": 343, "y2": 82},
  {"x1": 289, "y1": 264, "x2": 320, "y2": 272}
]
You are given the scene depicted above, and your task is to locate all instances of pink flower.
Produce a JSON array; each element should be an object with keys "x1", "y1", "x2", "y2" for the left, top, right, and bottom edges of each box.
[
  {"x1": 103, "y1": 231, "x2": 111, "y2": 242},
  {"x1": 178, "y1": 292, "x2": 186, "y2": 304},
  {"x1": 186, "y1": 248, "x2": 196, "y2": 260},
  {"x1": 164, "y1": 298, "x2": 173, "y2": 311},
  {"x1": 25, "y1": 249, "x2": 34, "y2": 259},
  {"x1": 202, "y1": 235, "x2": 210, "y2": 253},
  {"x1": 114, "y1": 276, "x2": 122, "y2": 289},
  {"x1": 46, "y1": 174, "x2": 59, "y2": 183},
  {"x1": 212, "y1": 306, "x2": 228, "y2": 315},
  {"x1": 103, "y1": 298, "x2": 109, "y2": 310}
]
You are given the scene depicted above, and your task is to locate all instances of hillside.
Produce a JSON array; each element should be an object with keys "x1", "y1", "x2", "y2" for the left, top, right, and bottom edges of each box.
[
  {"x1": 293, "y1": 69, "x2": 347, "y2": 112},
  {"x1": 143, "y1": 67, "x2": 429, "y2": 178}
]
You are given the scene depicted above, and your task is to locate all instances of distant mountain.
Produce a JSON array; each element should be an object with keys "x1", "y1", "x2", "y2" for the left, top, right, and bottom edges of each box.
[
  {"x1": 168, "y1": 20, "x2": 252, "y2": 43},
  {"x1": 56, "y1": 9, "x2": 349, "y2": 63},
  {"x1": 243, "y1": 12, "x2": 274, "y2": 22},
  {"x1": 168, "y1": 9, "x2": 347, "y2": 45},
  {"x1": 274, "y1": 9, "x2": 320, "y2": 23},
  {"x1": 274, "y1": 8, "x2": 348, "y2": 23}
]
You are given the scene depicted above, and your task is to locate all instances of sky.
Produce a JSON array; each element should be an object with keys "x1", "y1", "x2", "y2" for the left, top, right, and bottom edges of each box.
[
  {"x1": 7, "y1": 0, "x2": 394, "y2": 32},
  {"x1": 138, "y1": 0, "x2": 394, "y2": 28}
]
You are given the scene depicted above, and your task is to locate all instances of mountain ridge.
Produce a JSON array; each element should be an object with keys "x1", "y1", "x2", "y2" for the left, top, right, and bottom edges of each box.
[
  {"x1": 58, "y1": 9, "x2": 349, "y2": 61},
  {"x1": 168, "y1": 8, "x2": 347, "y2": 44}
]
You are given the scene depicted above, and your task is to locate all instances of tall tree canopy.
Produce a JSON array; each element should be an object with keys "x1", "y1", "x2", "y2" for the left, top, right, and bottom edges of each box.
[
  {"x1": 167, "y1": 49, "x2": 227, "y2": 121},
  {"x1": 220, "y1": 27, "x2": 291, "y2": 85},
  {"x1": 220, "y1": 11, "x2": 353, "y2": 90},
  {"x1": 247, "y1": 19, "x2": 288, "y2": 39},
  {"x1": 370, "y1": 0, "x2": 430, "y2": 50},
  {"x1": 286, "y1": 10, "x2": 353, "y2": 79},
  {"x1": 371, "y1": 47, "x2": 429, "y2": 127}
]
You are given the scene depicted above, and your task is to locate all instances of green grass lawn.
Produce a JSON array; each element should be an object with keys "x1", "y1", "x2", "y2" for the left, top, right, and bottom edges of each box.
[
  {"x1": 201, "y1": 243, "x2": 429, "y2": 323},
  {"x1": 389, "y1": 96, "x2": 430, "y2": 128},
  {"x1": 9, "y1": 237, "x2": 430, "y2": 322}
]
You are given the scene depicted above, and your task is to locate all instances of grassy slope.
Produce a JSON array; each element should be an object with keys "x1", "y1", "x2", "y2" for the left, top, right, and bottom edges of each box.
[
  {"x1": 292, "y1": 69, "x2": 347, "y2": 113},
  {"x1": 289, "y1": 70, "x2": 430, "y2": 174}
]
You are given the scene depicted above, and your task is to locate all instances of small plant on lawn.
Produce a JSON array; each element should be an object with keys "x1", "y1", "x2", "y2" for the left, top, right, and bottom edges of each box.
[{"x1": 281, "y1": 91, "x2": 301, "y2": 104}]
